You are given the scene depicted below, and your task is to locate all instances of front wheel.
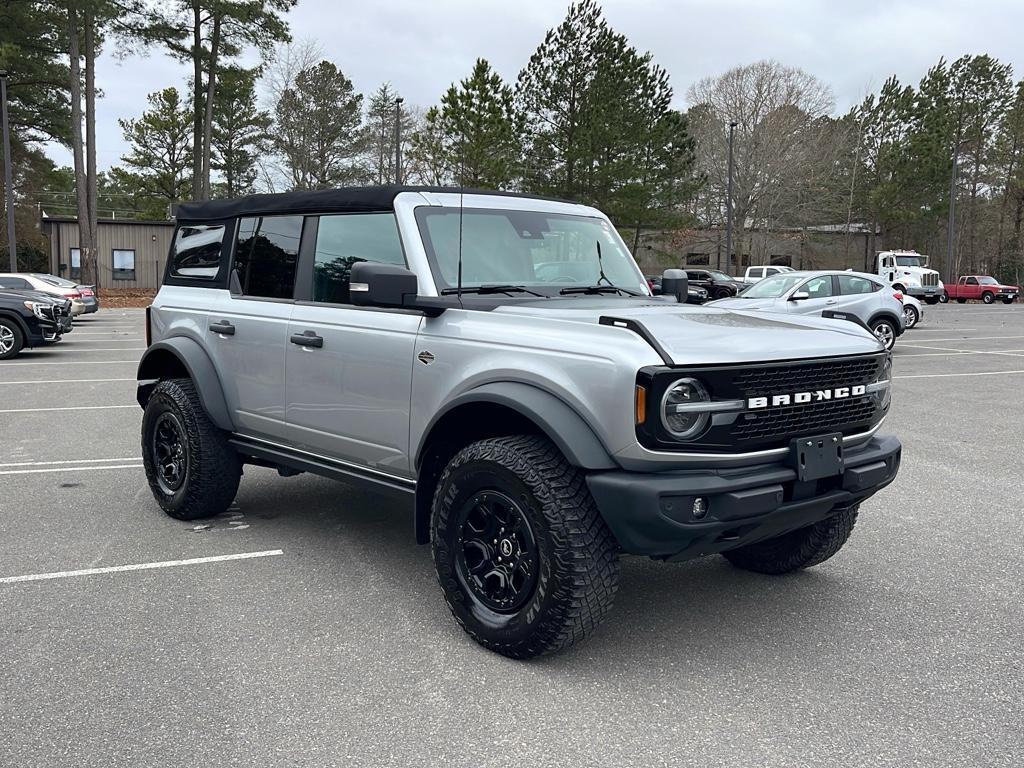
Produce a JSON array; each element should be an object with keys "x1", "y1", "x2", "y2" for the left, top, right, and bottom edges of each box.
[
  {"x1": 982, "y1": 292, "x2": 995, "y2": 304},
  {"x1": 871, "y1": 318, "x2": 897, "y2": 350},
  {"x1": 722, "y1": 506, "x2": 859, "y2": 574},
  {"x1": 1004, "y1": 298, "x2": 1016, "y2": 304},
  {"x1": 925, "y1": 297, "x2": 940, "y2": 305},
  {"x1": 141, "y1": 378, "x2": 242, "y2": 520},
  {"x1": 938, "y1": 293, "x2": 949, "y2": 303},
  {"x1": 0, "y1": 319, "x2": 25, "y2": 360},
  {"x1": 902, "y1": 305, "x2": 919, "y2": 329},
  {"x1": 431, "y1": 435, "x2": 620, "y2": 659}
]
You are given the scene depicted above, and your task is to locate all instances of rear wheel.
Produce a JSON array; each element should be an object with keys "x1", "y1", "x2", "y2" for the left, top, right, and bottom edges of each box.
[
  {"x1": 982, "y1": 292, "x2": 995, "y2": 304},
  {"x1": 722, "y1": 506, "x2": 859, "y2": 574},
  {"x1": 902, "y1": 305, "x2": 919, "y2": 329},
  {"x1": 870, "y1": 318, "x2": 897, "y2": 350},
  {"x1": 0, "y1": 319, "x2": 24, "y2": 360},
  {"x1": 141, "y1": 378, "x2": 241, "y2": 520},
  {"x1": 431, "y1": 435, "x2": 620, "y2": 659},
  {"x1": 956, "y1": 298, "x2": 966, "y2": 304}
]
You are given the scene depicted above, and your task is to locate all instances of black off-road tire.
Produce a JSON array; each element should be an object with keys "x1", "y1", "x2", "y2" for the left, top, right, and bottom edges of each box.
[
  {"x1": 0, "y1": 318, "x2": 25, "y2": 360},
  {"x1": 141, "y1": 378, "x2": 241, "y2": 520},
  {"x1": 982, "y1": 291, "x2": 995, "y2": 304},
  {"x1": 722, "y1": 506, "x2": 859, "y2": 575},
  {"x1": 431, "y1": 435, "x2": 620, "y2": 659}
]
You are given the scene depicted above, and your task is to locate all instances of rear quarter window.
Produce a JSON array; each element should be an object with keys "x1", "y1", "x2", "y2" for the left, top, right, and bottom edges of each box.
[{"x1": 169, "y1": 224, "x2": 226, "y2": 279}]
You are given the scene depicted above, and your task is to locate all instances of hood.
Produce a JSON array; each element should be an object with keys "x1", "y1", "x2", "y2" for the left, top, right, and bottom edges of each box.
[{"x1": 493, "y1": 297, "x2": 882, "y2": 365}]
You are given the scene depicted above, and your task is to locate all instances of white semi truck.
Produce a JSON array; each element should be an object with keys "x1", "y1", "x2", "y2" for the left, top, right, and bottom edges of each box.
[{"x1": 876, "y1": 250, "x2": 944, "y2": 304}]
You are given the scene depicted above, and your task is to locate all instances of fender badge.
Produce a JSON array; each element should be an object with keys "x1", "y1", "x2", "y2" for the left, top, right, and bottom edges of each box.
[{"x1": 417, "y1": 350, "x2": 435, "y2": 365}]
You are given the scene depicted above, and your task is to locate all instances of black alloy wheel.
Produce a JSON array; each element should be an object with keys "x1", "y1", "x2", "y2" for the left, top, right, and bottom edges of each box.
[
  {"x1": 151, "y1": 411, "x2": 189, "y2": 495},
  {"x1": 455, "y1": 490, "x2": 539, "y2": 613}
]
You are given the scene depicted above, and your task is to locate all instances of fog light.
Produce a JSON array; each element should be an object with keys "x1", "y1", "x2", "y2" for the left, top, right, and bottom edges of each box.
[{"x1": 692, "y1": 497, "x2": 708, "y2": 519}]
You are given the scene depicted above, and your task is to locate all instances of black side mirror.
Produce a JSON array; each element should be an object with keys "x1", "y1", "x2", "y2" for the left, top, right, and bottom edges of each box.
[
  {"x1": 660, "y1": 269, "x2": 689, "y2": 303},
  {"x1": 349, "y1": 262, "x2": 446, "y2": 316}
]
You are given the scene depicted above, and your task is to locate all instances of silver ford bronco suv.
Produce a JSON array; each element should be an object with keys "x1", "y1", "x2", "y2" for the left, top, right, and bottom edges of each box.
[{"x1": 137, "y1": 186, "x2": 901, "y2": 658}]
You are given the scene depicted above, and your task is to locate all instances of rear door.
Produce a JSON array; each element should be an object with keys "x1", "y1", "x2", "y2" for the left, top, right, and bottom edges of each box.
[
  {"x1": 205, "y1": 215, "x2": 302, "y2": 441},
  {"x1": 834, "y1": 274, "x2": 883, "y2": 323},
  {"x1": 284, "y1": 212, "x2": 420, "y2": 476}
]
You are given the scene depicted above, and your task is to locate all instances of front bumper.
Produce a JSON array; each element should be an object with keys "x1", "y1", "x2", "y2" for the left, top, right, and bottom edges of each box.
[
  {"x1": 587, "y1": 434, "x2": 901, "y2": 561},
  {"x1": 904, "y1": 285, "x2": 941, "y2": 298}
]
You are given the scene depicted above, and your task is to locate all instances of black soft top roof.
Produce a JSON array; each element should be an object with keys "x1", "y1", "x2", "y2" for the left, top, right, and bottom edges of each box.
[{"x1": 174, "y1": 185, "x2": 574, "y2": 221}]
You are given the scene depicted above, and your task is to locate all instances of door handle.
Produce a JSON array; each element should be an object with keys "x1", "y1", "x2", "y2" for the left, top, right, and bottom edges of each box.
[
  {"x1": 290, "y1": 330, "x2": 324, "y2": 349},
  {"x1": 209, "y1": 321, "x2": 235, "y2": 336},
  {"x1": 825, "y1": 299, "x2": 838, "y2": 305}
]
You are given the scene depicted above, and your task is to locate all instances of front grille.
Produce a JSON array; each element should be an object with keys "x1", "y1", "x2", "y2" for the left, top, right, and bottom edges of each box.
[
  {"x1": 922, "y1": 273, "x2": 938, "y2": 286},
  {"x1": 730, "y1": 357, "x2": 881, "y2": 398},
  {"x1": 732, "y1": 397, "x2": 878, "y2": 445}
]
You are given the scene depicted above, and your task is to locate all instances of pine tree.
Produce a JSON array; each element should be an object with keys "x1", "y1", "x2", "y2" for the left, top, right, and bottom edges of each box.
[{"x1": 210, "y1": 65, "x2": 271, "y2": 198}]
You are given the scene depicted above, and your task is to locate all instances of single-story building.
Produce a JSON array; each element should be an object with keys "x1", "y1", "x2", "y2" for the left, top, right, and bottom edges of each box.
[{"x1": 40, "y1": 215, "x2": 176, "y2": 289}]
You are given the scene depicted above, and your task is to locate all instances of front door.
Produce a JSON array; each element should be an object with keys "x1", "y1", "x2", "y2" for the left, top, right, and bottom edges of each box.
[
  {"x1": 788, "y1": 274, "x2": 838, "y2": 316},
  {"x1": 206, "y1": 215, "x2": 302, "y2": 441},
  {"x1": 285, "y1": 212, "x2": 421, "y2": 477}
]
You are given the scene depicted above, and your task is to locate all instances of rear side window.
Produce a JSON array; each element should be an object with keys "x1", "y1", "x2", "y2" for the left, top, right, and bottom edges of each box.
[
  {"x1": 170, "y1": 224, "x2": 225, "y2": 279},
  {"x1": 837, "y1": 275, "x2": 880, "y2": 295},
  {"x1": 233, "y1": 216, "x2": 302, "y2": 300},
  {"x1": 312, "y1": 213, "x2": 405, "y2": 304},
  {"x1": 0, "y1": 276, "x2": 31, "y2": 289}
]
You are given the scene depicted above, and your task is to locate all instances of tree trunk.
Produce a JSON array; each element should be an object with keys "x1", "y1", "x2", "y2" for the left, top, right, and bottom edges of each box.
[
  {"x1": 191, "y1": 3, "x2": 203, "y2": 200},
  {"x1": 200, "y1": 14, "x2": 221, "y2": 199},
  {"x1": 67, "y1": 6, "x2": 92, "y2": 281},
  {"x1": 84, "y1": 7, "x2": 99, "y2": 288}
]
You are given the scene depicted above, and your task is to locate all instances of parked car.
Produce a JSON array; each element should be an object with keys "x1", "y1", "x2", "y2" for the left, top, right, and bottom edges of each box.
[
  {"x1": 683, "y1": 267, "x2": 747, "y2": 299},
  {"x1": 31, "y1": 273, "x2": 99, "y2": 314},
  {"x1": 740, "y1": 265, "x2": 794, "y2": 284},
  {"x1": 0, "y1": 288, "x2": 72, "y2": 359},
  {"x1": 901, "y1": 294, "x2": 923, "y2": 329},
  {"x1": 136, "y1": 186, "x2": 901, "y2": 658},
  {"x1": 939, "y1": 275, "x2": 1019, "y2": 304},
  {"x1": 710, "y1": 270, "x2": 905, "y2": 350},
  {"x1": 0, "y1": 273, "x2": 87, "y2": 315},
  {"x1": 646, "y1": 275, "x2": 708, "y2": 304}
]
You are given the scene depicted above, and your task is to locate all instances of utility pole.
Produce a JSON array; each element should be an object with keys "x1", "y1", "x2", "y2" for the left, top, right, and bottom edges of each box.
[
  {"x1": 946, "y1": 149, "x2": 958, "y2": 278},
  {"x1": 394, "y1": 97, "x2": 404, "y2": 185},
  {"x1": 0, "y1": 70, "x2": 16, "y2": 271},
  {"x1": 724, "y1": 121, "x2": 738, "y2": 273}
]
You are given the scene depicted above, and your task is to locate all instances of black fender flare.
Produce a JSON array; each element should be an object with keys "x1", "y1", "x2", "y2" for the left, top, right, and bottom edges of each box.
[
  {"x1": 136, "y1": 337, "x2": 234, "y2": 431},
  {"x1": 417, "y1": 382, "x2": 617, "y2": 471}
]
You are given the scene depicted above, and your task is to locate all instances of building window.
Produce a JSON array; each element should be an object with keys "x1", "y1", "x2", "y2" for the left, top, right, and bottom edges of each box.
[
  {"x1": 70, "y1": 248, "x2": 81, "y2": 280},
  {"x1": 112, "y1": 249, "x2": 136, "y2": 281},
  {"x1": 686, "y1": 252, "x2": 710, "y2": 266}
]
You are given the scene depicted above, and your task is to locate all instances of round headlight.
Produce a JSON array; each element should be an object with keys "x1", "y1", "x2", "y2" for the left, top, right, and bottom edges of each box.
[{"x1": 661, "y1": 377, "x2": 710, "y2": 439}]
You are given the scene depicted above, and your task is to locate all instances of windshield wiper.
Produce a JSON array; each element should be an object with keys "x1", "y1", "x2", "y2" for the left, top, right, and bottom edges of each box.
[
  {"x1": 560, "y1": 284, "x2": 643, "y2": 297},
  {"x1": 440, "y1": 284, "x2": 545, "y2": 297}
]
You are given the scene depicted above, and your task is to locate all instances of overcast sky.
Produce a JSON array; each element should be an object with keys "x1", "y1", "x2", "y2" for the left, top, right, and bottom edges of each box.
[{"x1": 44, "y1": 0, "x2": 1024, "y2": 172}]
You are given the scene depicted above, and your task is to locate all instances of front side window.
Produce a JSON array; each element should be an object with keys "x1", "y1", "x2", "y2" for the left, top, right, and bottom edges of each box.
[
  {"x1": 801, "y1": 275, "x2": 835, "y2": 298},
  {"x1": 233, "y1": 216, "x2": 302, "y2": 299},
  {"x1": 414, "y1": 208, "x2": 646, "y2": 294},
  {"x1": 837, "y1": 275, "x2": 880, "y2": 295},
  {"x1": 312, "y1": 213, "x2": 405, "y2": 304},
  {"x1": 70, "y1": 248, "x2": 81, "y2": 280},
  {"x1": 112, "y1": 249, "x2": 136, "y2": 280},
  {"x1": 170, "y1": 224, "x2": 225, "y2": 279}
]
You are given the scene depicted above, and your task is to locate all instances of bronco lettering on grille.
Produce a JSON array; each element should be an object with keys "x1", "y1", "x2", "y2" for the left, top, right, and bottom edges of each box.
[{"x1": 747, "y1": 385, "x2": 867, "y2": 410}]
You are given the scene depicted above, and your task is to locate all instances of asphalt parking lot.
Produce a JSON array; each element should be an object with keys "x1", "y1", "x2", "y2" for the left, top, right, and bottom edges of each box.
[{"x1": 1, "y1": 304, "x2": 1022, "y2": 767}]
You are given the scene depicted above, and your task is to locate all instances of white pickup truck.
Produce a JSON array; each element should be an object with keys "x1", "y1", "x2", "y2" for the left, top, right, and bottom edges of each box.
[{"x1": 740, "y1": 265, "x2": 794, "y2": 284}]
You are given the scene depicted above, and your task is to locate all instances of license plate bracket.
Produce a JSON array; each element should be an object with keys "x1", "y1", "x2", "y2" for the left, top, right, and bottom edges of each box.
[{"x1": 790, "y1": 432, "x2": 844, "y2": 482}]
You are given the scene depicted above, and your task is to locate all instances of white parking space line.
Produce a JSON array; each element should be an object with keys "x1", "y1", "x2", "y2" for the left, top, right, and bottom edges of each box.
[
  {"x1": 897, "y1": 335, "x2": 1024, "y2": 343},
  {"x1": 0, "y1": 404, "x2": 136, "y2": 414},
  {"x1": 910, "y1": 328, "x2": 978, "y2": 332},
  {"x1": 0, "y1": 457, "x2": 139, "y2": 468},
  {"x1": 0, "y1": 359, "x2": 139, "y2": 366},
  {"x1": 0, "y1": 463, "x2": 143, "y2": 476},
  {"x1": 0, "y1": 550, "x2": 284, "y2": 585},
  {"x1": 896, "y1": 344, "x2": 1024, "y2": 358},
  {"x1": 0, "y1": 378, "x2": 134, "y2": 385},
  {"x1": 49, "y1": 347, "x2": 146, "y2": 352},
  {"x1": 896, "y1": 369, "x2": 1024, "y2": 380}
]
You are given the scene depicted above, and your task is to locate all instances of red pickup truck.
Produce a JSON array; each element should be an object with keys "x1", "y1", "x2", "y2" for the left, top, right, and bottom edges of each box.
[{"x1": 940, "y1": 276, "x2": 1019, "y2": 304}]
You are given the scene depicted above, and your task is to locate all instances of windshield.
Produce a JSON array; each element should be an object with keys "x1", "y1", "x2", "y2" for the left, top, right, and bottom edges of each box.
[
  {"x1": 708, "y1": 270, "x2": 732, "y2": 281},
  {"x1": 739, "y1": 273, "x2": 807, "y2": 298},
  {"x1": 895, "y1": 255, "x2": 928, "y2": 268},
  {"x1": 414, "y1": 208, "x2": 648, "y2": 294},
  {"x1": 978, "y1": 276, "x2": 998, "y2": 285}
]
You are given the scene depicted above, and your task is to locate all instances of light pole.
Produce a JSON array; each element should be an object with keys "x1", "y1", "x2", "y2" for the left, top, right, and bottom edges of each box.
[
  {"x1": 724, "y1": 121, "x2": 738, "y2": 273},
  {"x1": 394, "y1": 97, "x2": 404, "y2": 185},
  {"x1": 0, "y1": 70, "x2": 16, "y2": 271}
]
